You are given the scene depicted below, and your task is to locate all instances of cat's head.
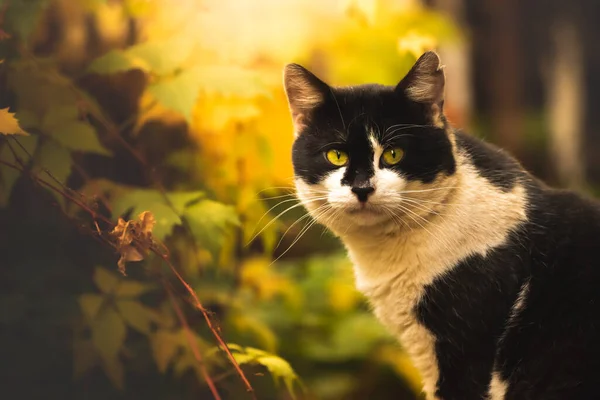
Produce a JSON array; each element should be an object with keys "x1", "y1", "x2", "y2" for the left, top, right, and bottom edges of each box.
[{"x1": 283, "y1": 52, "x2": 459, "y2": 236}]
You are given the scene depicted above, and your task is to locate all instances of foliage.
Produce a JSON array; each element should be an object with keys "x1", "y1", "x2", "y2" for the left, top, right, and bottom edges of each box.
[{"x1": 0, "y1": 0, "x2": 458, "y2": 399}]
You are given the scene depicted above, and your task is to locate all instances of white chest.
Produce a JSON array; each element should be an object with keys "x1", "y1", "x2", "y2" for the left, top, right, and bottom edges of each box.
[{"x1": 348, "y1": 240, "x2": 443, "y2": 400}]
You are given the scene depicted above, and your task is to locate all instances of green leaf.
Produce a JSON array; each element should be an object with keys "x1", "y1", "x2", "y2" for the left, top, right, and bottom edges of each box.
[
  {"x1": 33, "y1": 140, "x2": 72, "y2": 208},
  {"x1": 126, "y1": 37, "x2": 194, "y2": 75},
  {"x1": 91, "y1": 307, "x2": 127, "y2": 362},
  {"x1": 115, "y1": 280, "x2": 155, "y2": 298},
  {"x1": 185, "y1": 199, "x2": 240, "y2": 255},
  {"x1": 73, "y1": 339, "x2": 98, "y2": 379},
  {"x1": 47, "y1": 120, "x2": 111, "y2": 156},
  {"x1": 231, "y1": 346, "x2": 301, "y2": 398},
  {"x1": 148, "y1": 71, "x2": 201, "y2": 122},
  {"x1": 78, "y1": 293, "x2": 104, "y2": 322},
  {"x1": 4, "y1": 0, "x2": 49, "y2": 41},
  {"x1": 94, "y1": 266, "x2": 120, "y2": 294},
  {"x1": 112, "y1": 188, "x2": 204, "y2": 241},
  {"x1": 100, "y1": 355, "x2": 125, "y2": 390},
  {"x1": 0, "y1": 135, "x2": 38, "y2": 207},
  {"x1": 86, "y1": 49, "x2": 145, "y2": 75},
  {"x1": 150, "y1": 330, "x2": 181, "y2": 373},
  {"x1": 117, "y1": 299, "x2": 160, "y2": 334},
  {"x1": 41, "y1": 105, "x2": 79, "y2": 130}
]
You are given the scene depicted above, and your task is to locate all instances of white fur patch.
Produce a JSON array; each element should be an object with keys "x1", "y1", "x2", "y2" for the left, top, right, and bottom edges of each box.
[
  {"x1": 369, "y1": 133, "x2": 384, "y2": 171},
  {"x1": 488, "y1": 372, "x2": 508, "y2": 400},
  {"x1": 487, "y1": 280, "x2": 530, "y2": 399},
  {"x1": 295, "y1": 147, "x2": 529, "y2": 398}
]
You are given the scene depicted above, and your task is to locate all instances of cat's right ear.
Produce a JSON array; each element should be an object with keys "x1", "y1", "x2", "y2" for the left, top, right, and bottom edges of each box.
[{"x1": 283, "y1": 64, "x2": 329, "y2": 135}]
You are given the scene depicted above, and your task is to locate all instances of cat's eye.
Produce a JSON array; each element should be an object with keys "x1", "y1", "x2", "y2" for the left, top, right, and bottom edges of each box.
[
  {"x1": 325, "y1": 149, "x2": 349, "y2": 166},
  {"x1": 382, "y1": 147, "x2": 404, "y2": 166}
]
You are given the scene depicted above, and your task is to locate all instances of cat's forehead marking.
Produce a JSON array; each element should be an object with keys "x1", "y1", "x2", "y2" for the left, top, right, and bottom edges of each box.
[{"x1": 369, "y1": 130, "x2": 384, "y2": 170}]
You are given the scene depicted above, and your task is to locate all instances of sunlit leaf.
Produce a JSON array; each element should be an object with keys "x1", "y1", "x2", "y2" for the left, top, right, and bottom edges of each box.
[
  {"x1": 0, "y1": 108, "x2": 28, "y2": 135},
  {"x1": 150, "y1": 330, "x2": 181, "y2": 373},
  {"x1": 47, "y1": 120, "x2": 111, "y2": 156},
  {"x1": 0, "y1": 135, "x2": 38, "y2": 207},
  {"x1": 231, "y1": 346, "x2": 302, "y2": 398},
  {"x1": 117, "y1": 299, "x2": 161, "y2": 334},
  {"x1": 397, "y1": 30, "x2": 438, "y2": 58},
  {"x1": 148, "y1": 71, "x2": 201, "y2": 122},
  {"x1": 94, "y1": 266, "x2": 120, "y2": 294},
  {"x1": 91, "y1": 307, "x2": 127, "y2": 363},
  {"x1": 86, "y1": 49, "x2": 148, "y2": 75},
  {"x1": 78, "y1": 293, "x2": 104, "y2": 322},
  {"x1": 188, "y1": 65, "x2": 271, "y2": 98},
  {"x1": 185, "y1": 199, "x2": 240, "y2": 255},
  {"x1": 126, "y1": 37, "x2": 195, "y2": 75}
]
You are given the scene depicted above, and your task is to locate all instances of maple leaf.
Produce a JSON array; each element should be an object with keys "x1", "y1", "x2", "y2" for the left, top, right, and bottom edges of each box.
[
  {"x1": 110, "y1": 211, "x2": 156, "y2": 275},
  {"x1": 0, "y1": 108, "x2": 28, "y2": 136}
]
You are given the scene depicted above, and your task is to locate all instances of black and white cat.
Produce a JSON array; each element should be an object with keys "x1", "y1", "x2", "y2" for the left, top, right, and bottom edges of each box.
[{"x1": 282, "y1": 52, "x2": 600, "y2": 400}]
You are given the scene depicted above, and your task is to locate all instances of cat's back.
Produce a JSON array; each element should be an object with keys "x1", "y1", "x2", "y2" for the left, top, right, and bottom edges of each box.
[{"x1": 495, "y1": 186, "x2": 600, "y2": 399}]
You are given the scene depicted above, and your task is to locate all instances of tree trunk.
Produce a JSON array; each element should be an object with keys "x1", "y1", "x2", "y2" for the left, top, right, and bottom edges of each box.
[
  {"x1": 483, "y1": 0, "x2": 524, "y2": 156},
  {"x1": 546, "y1": 21, "x2": 585, "y2": 188}
]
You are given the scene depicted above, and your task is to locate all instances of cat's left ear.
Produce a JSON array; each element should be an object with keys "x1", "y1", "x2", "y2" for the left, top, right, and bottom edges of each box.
[
  {"x1": 396, "y1": 51, "x2": 446, "y2": 125},
  {"x1": 283, "y1": 64, "x2": 330, "y2": 135}
]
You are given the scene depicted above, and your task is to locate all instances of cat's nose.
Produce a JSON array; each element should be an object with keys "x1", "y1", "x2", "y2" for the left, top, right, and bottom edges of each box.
[{"x1": 351, "y1": 186, "x2": 375, "y2": 202}]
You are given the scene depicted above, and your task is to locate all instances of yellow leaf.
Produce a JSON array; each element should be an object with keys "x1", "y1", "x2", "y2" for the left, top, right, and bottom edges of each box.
[
  {"x1": 230, "y1": 311, "x2": 278, "y2": 352},
  {"x1": 150, "y1": 330, "x2": 181, "y2": 373},
  {"x1": 374, "y1": 344, "x2": 423, "y2": 394},
  {"x1": 0, "y1": 108, "x2": 28, "y2": 136},
  {"x1": 91, "y1": 307, "x2": 127, "y2": 362},
  {"x1": 340, "y1": 0, "x2": 378, "y2": 25},
  {"x1": 117, "y1": 299, "x2": 161, "y2": 334},
  {"x1": 328, "y1": 279, "x2": 361, "y2": 312},
  {"x1": 78, "y1": 293, "x2": 104, "y2": 322},
  {"x1": 397, "y1": 30, "x2": 438, "y2": 59}
]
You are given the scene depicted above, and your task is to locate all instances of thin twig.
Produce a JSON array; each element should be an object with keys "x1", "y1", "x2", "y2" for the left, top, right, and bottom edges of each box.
[{"x1": 165, "y1": 282, "x2": 221, "y2": 400}]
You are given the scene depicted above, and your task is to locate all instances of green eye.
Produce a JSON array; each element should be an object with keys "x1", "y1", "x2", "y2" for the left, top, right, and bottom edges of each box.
[
  {"x1": 382, "y1": 147, "x2": 404, "y2": 166},
  {"x1": 325, "y1": 149, "x2": 349, "y2": 166}
]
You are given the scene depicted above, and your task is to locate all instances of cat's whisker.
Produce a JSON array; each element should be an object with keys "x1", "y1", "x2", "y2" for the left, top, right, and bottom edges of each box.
[
  {"x1": 270, "y1": 205, "x2": 332, "y2": 265},
  {"x1": 399, "y1": 186, "x2": 460, "y2": 194},
  {"x1": 391, "y1": 203, "x2": 439, "y2": 240},
  {"x1": 275, "y1": 202, "x2": 331, "y2": 249},
  {"x1": 384, "y1": 123, "x2": 433, "y2": 133},
  {"x1": 398, "y1": 198, "x2": 447, "y2": 217},
  {"x1": 247, "y1": 197, "x2": 328, "y2": 245}
]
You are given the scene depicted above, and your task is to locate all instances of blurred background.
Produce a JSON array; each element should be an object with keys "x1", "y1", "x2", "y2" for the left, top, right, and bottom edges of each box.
[{"x1": 0, "y1": 0, "x2": 596, "y2": 399}]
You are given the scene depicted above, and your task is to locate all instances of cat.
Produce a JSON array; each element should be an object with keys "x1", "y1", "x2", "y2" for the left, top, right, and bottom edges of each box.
[{"x1": 282, "y1": 51, "x2": 600, "y2": 400}]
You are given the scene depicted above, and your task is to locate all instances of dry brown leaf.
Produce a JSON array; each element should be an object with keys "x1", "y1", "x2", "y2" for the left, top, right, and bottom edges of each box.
[
  {"x1": 110, "y1": 211, "x2": 156, "y2": 275},
  {"x1": 0, "y1": 108, "x2": 29, "y2": 136}
]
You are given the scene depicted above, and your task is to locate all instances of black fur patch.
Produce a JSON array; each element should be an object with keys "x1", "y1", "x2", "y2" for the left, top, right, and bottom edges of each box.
[
  {"x1": 291, "y1": 84, "x2": 456, "y2": 186},
  {"x1": 454, "y1": 131, "x2": 523, "y2": 191}
]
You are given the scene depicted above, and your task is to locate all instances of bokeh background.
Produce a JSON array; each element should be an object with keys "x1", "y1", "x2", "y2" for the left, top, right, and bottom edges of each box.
[{"x1": 0, "y1": 0, "x2": 596, "y2": 399}]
